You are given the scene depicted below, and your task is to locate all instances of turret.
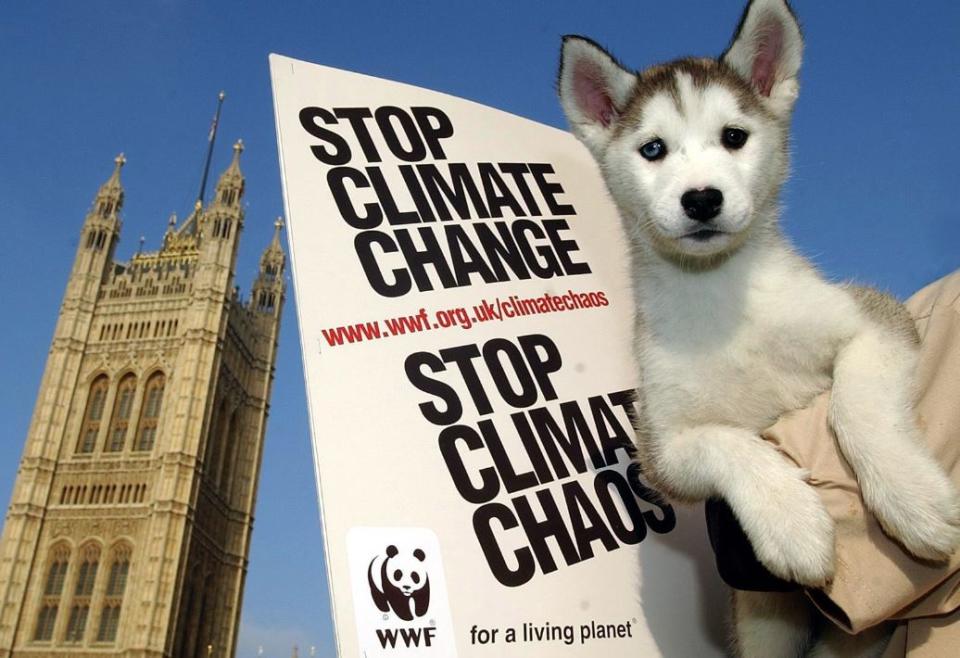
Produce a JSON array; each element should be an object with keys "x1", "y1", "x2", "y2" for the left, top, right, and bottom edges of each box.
[
  {"x1": 176, "y1": 138, "x2": 244, "y2": 237},
  {"x1": 251, "y1": 218, "x2": 286, "y2": 316},
  {"x1": 213, "y1": 139, "x2": 245, "y2": 209},
  {"x1": 91, "y1": 153, "x2": 125, "y2": 220},
  {"x1": 179, "y1": 139, "x2": 246, "y2": 305},
  {"x1": 69, "y1": 154, "x2": 125, "y2": 292},
  {"x1": 83, "y1": 154, "x2": 125, "y2": 256},
  {"x1": 205, "y1": 139, "x2": 245, "y2": 238}
]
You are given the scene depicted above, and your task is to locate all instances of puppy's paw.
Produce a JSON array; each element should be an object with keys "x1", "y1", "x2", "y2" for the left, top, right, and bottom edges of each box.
[
  {"x1": 864, "y1": 456, "x2": 960, "y2": 561},
  {"x1": 736, "y1": 472, "x2": 836, "y2": 587}
]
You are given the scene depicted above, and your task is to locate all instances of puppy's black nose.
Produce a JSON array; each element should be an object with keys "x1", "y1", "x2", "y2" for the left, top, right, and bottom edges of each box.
[{"x1": 681, "y1": 188, "x2": 723, "y2": 222}]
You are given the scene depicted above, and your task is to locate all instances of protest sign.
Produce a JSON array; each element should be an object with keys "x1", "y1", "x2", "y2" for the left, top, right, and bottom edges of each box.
[{"x1": 270, "y1": 53, "x2": 727, "y2": 657}]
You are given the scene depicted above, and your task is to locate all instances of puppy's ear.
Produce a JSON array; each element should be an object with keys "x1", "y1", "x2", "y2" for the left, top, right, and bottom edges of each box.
[
  {"x1": 721, "y1": 0, "x2": 803, "y2": 116},
  {"x1": 558, "y1": 36, "x2": 636, "y2": 155}
]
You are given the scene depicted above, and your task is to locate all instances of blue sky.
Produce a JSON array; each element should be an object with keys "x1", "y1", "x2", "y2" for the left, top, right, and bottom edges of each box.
[{"x1": 1, "y1": 1, "x2": 957, "y2": 656}]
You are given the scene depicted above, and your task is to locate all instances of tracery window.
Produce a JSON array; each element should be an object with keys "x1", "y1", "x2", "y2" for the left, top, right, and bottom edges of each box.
[
  {"x1": 65, "y1": 543, "x2": 100, "y2": 643},
  {"x1": 77, "y1": 375, "x2": 109, "y2": 454},
  {"x1": 135, "y1": 372, "x2": 165, "y2": 451},
  {"x1": 105, "y1": 374, "x2": 136, "y2": 452},
  {"x1": 65, "y1": 605, "x2": 89, "y2": 643},
  {"x1": 97, "y1": 544, "x2": 131, "y2": 642},
  {"x1": 33, "y1": 543, "x2": 70, "y2": 641}
]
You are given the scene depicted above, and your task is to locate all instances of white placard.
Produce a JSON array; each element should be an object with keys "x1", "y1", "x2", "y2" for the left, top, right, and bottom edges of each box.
[{"x1": 270, "y1": 53, "x2": 727, "y2": 657}]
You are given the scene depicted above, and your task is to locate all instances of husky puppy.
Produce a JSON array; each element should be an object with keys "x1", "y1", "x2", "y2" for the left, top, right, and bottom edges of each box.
[{"x1": 557, "y1": 0, "x2": 960, "y2": 655}]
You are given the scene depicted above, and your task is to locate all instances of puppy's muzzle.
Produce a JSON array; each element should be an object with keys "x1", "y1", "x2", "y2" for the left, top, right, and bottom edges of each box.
[{"x1": 681, "y1": 188, "x2": 724, "y2": 222}]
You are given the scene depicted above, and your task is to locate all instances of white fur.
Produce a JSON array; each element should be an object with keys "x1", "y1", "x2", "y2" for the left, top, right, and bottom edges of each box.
[
  {"x1": 723, "y1": 0, "x2": 803, "y2": 117},
  {"x1": 559, "y1": 0, "x2": 960, "y2": 655},
  {"x1": 603, "y1": 73, "x2": 785, "y2": 260},
  {"x1": 558, "y1": 36, "x2": 636, "y2": 153},
  {"x1": 829, "y1": 328, "x2": 960, "y2": 560}
]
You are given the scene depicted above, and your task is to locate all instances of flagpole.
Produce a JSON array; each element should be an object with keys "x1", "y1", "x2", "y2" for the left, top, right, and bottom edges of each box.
[{"x1": 197, "y1": 90, "x2": 225, "y2": 207}]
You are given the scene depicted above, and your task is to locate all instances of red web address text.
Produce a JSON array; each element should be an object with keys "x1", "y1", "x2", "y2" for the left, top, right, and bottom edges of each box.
[{"x1": 320, "y1": 289, "x2": 609, "y2": 347}]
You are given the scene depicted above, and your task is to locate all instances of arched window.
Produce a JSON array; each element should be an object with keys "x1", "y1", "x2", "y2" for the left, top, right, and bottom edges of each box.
[
  {"x1": 34, "y1": 543, "x2": 70, "y2": 641},
  {"x1": 105, "y1": 374, "x2": 136, "y2": 452},
  {"x1": 135, "y1": 372, "x2": 165, "y2": 452},
  {"x1": 97, "y1": 544, "x2": 131, "y2": 643},
  {"x1": 65, "y1": 543, "x2": 100, "y2": 643},
  {"x1": 77, "y1": 376, "x2": 109, "y2": 454}
]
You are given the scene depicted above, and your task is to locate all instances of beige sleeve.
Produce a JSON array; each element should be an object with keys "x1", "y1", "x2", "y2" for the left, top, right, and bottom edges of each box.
[{"x1": 759, "y1": 271, "x2": 960, "y2": 633}]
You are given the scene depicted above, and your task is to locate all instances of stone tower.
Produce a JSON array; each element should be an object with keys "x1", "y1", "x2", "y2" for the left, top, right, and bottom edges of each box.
[{"x1": 0, "y1": 142, "x2": 285, "y2": 657}]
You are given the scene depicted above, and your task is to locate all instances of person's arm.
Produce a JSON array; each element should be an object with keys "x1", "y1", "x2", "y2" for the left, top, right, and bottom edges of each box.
[{"x1": 706, "y1": 271, "x2": 960, "y2": 632}]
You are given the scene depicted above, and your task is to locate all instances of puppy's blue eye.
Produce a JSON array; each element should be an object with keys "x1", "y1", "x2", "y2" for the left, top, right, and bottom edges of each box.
[
  {"x1": 639, "y1": 139, "x2": 666, "y2": 161},
  {"x1": 722, "y1": 128, "x2": 749, "y2": 150}
]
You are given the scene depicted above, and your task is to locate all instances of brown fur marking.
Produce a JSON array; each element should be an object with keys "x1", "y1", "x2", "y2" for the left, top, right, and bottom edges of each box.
[
  {"x1": 615, "y1": 57, "x2": 774, "y2": 139},
  {"x1": 847, "y1": 285, "x2": 920, "y2": 345}
]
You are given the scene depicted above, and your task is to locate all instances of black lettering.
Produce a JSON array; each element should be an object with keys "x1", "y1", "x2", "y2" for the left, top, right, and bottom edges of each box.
[
  {"x1": 626, "y1": 463, "x2": 677, "y2": 534},
  {"x1": 563, "y1": 480, "x2": 619, "y2": 559},
  {"x1": 367, "y1": 166, "x2": 420, "y2": 225},
  {"x1": 513, "y1": 219, "x2": 563, "y2": 278},
  {"x1": 447, "y1": 225, "x2": 497, "y2": 285},
  {"x1": 513, "y1": 489, "x2": 581, "y2": 574},
  {"x1": 438, "y1": 344, "x2": 491, "y2": 415},
  {"x1": 607, "y1": 389, "x2": 639, "y2": 450},
  {"x1": 375, "y1": 106, "x2": 427, "y2": 162},
  {"x1": 354, "y1": 231, "x2": 409, "y2": 297},
  {"x1": 480, "y1": 419, "x2": 538, "y2": 493},
  {"x1": 473, "y1": 503, "x2": 534, "y2": 587},
  {"x1": 400, "y1": 165, "x2": 436, "y2": 222},
  {"x1": 482, "y1": 338, "x2": 539, "y2": 409},
  {"x1": 590, "y1": 395, "x2": 635, "y2": 466},
  {"x1": 417, "y1": 163, "x2": 490, "y2": 220},
  {"x1": 328, "y1": 167, "x2": 382, "y2": 229},
  {"x1": 542, "y1": 218, "x2": 591, "y2": 275},
  {"x1": 518, "y1": 334, "x2": 561, "y2": 402},
  {"x1": 299, "y1": 107, "x2": 351, "y2": 165},
  {"x1": 473, "y1": 222, "x2": 531, "y2": 281},
  {"x1": 478, "y1": 162, "x2": 526, "y2": 217},
  {"x1": 498, "y1": 163, "x2": 542, "y2": 216},
  {"x1": 529, "y1": 163, "x2": 576, "y2": 215},
  {"x1": 509, "y1": 412, "x2": 554, "y2": 484},
  {"x1": 595, "y1": 469, "x2": 648, "y2": 544},
  {"x1": 334, "y1": 107, "x2": 381, "y2": 162},
  {"x1": 412, "y1": 107, "x2": 454, "y2": 160},
  {"x1": 405, "y1": 351, "x2": 462, "y2": 424},
  {"x1": 438, "y1": 424, "x2": 499, "y2": 504},
  {"x1": 395, "y1": 227, "x2": 457, "y2": 292},
  {"x1": 528, "y1": 402, "x2": 602, "y2": 478}
]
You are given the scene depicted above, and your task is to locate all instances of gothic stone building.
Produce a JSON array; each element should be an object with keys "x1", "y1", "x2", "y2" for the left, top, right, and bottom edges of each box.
[{"x1": 0, "y1": 142, "x2": 285, "y2": 657}]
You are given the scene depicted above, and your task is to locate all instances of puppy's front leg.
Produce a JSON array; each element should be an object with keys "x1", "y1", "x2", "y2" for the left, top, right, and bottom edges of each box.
[
  {"x1": 652, "y1": 424, "x2": 835, "y2": 586},
  {"x1": 733, "y1": 590, "x2": 813, "y2": 658},
  {"x1": 830, "y1": 327, "x2": 960, "y2": 560}
]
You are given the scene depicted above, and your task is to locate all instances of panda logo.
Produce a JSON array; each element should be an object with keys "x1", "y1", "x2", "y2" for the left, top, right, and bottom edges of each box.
[{"x1": 367, "y1": 544, "x2": 430, "y2": 621}]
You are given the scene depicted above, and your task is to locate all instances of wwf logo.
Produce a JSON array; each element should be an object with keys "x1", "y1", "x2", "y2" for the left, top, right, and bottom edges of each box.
[{"x1": 367, "y1": 544, "x2": 430, "y2": 621}]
